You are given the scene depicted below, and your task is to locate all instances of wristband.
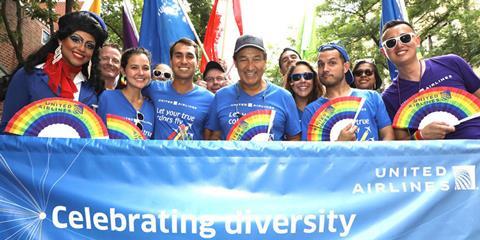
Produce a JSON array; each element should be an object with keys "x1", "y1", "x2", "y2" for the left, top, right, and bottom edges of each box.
[{"x1": 412, "y1": 130, "x2": 424, "y2": 140}]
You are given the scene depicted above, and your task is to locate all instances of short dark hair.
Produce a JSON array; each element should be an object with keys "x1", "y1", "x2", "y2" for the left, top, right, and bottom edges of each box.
[
  {"x1": 381, "y1": 20, "x2": 415, "y2": 38},
  {"x1": 278, "y1": 47, "x2": 301, "y2": 71},
  {"x1": 121, "y1": 47, "x2": 152, "y2": 69},
  {"x1": 169, "y1": 38, "x2": 198, "y2": 60}
]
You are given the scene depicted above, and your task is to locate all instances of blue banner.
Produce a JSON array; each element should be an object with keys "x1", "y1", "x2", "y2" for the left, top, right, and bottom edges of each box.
[
  {"x1": 0, "y1": 136, "x2": 478, "y2": 239},
  {"x1": 139, "y1": 0, "x2": 195, "y2": 65}
]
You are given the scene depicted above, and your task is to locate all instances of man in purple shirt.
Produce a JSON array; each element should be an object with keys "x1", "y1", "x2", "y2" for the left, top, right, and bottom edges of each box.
[{"x1": 381, "y1": 20, "x2": 480, "y2": 140}]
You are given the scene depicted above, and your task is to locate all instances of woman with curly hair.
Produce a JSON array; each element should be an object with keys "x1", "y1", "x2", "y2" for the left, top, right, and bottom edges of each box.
[{"x1": 1, "y1": 11, "x2": 108, "y2": 131}]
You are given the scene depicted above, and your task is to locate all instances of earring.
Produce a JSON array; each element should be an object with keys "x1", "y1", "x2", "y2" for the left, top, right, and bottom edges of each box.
[
  {"x1": 52, "y1": 44, "x2": 62, "y2": 64},
  {"x1": 87, "y1": 60, "x2": 92, "y2": 77}
]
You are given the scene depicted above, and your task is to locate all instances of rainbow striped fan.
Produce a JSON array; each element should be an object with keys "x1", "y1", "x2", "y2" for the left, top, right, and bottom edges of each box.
[
  {"x1": 226, "y1": 109, "x2": 276, "y2": 141},
  {"x1": 393, "y1": 87, "x2": 480, "y2": 129},
  {"x1": 4, "y1": 98, "x2": 108, "y2": 138},
  {"x1": 106, "y1": 114, "x2": 146, "y2": 140},
  {"x1": 307, "y1": 96, "x2": 364, "y2": 141}
]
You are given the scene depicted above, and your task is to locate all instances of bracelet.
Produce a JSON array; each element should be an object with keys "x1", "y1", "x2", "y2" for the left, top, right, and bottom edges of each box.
[{"x1": 412, "y1": 130, "x2": 424, "y2": 140}]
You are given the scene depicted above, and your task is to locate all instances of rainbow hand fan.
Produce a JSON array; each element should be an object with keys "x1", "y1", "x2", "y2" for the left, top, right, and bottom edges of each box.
[
  {"x1": 106, "y1": 114, "x2": 146, "y2": 140},
  {"x1": 4, "y1": 98, "x2": 108, "y2": 138},
  {"x1": 226, "y1": 109, "x2": 276, "y2": 141},
  {"x1": 393, "y1": 87, "x2": 480, "y2": 129},
  {"x1": 307, "y1": 96, "x2": 364, "y2": 141}
]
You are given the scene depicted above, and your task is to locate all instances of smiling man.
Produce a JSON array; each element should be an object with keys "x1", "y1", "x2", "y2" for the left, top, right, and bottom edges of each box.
[
  {"x1": 206, "y1": 35, "x2": 301, "y2": 141},
  {"x1": 143, "y1": 38, "x2": 214, "y2": 140},
  {"x1": 98, "y1": 43, "x2": 122, "y2": 90},
  {"x1": 380, "y1": 20, "x2": 480, "y2": 140},
  {"x1": 302, "y1": 43, "x2": 394, "y2": 141}
]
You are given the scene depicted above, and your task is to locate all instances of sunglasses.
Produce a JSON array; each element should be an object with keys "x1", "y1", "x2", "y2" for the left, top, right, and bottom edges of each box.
[
  {"x1": 153, "y1": 70, "x2": 172, "y2": 79},
  {"x1": 134, "y1": 111, "x2": 144, "y2": 130},
  {"x1": 290, "y1": 72, "x2": 314, "y2": 82},
  {"x1": 382, "y1": 33, "x2": 416, "y2": 49},
  {"x1": 353, "y1": 69, "x2": 374, "y2": 77}
]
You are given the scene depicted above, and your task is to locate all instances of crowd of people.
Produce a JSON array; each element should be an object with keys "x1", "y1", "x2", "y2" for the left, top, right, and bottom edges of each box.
[{"x1": 1, "y1": 11, "x2": 479, "y2": 141}]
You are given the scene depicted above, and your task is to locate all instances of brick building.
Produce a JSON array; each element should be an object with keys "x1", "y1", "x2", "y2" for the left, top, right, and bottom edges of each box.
[{"x1": 0, "y1": 0, "x2": 66, "y2": 114}]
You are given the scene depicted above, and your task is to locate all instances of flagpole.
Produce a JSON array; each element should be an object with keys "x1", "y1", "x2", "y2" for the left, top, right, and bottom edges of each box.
[
  {"x1": 221, "y1": 0, "x2": 229, "y2": 59},
  {"x1": 176, "y1": 0, "x2": 210, "y2": 62}
]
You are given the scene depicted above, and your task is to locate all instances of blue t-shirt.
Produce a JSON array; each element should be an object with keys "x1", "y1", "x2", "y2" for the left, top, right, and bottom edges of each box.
[
  {"x1": 382, "y1": 54, "x2": 480, "y2": 139},
  {"x1": 143, "y1": 80, "x2": 214, "y2": 140},
  {"x1": 302, "y1": 89, "x2": 391, "y2": 141},
  {"x1": 206, "y1": 82, "x2": 301, "y2": 140},
  {"x1": 97, "y1": 90, "x2": 155, "y2": 139},
  {"x1": 1, "y1": 67, "x2": 97, "y2": 132}
]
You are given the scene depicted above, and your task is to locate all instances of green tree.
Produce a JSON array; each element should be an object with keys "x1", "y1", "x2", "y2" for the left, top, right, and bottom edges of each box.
[
  {"x1": 0, "y1": 0, "x2": 59, "y2": 64},
  {"x1": 186, "y1": 0, "x2": 211, "y2": 40},
  {"x1": 311, "y1": 0, "x2": 480, "y2": 83}
]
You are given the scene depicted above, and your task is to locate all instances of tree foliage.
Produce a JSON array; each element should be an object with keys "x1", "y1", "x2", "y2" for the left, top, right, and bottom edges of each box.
[
  {"x1": 309, "y1": 0, "x2": 480, "y2": 83},
  {"x1": 0, "y1": 0, "x2": 60, "y2": 64},
  {"x1": 186, "y1": 0, "x2": 211, "y2": 40}
]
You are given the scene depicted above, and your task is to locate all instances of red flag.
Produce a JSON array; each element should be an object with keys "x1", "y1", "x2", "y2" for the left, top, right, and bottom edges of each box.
[{"x1": 200, "y1": 0, "x2": 243, "y2": 73}]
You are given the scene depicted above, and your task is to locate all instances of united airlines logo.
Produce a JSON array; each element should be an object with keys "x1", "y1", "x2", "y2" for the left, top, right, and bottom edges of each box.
[
  {"x1": 452, "y1": 165, "x2": 476, "y2": 190},
  {"x1": 352, "y1": 165, "x2": 478, "y2": 194}
]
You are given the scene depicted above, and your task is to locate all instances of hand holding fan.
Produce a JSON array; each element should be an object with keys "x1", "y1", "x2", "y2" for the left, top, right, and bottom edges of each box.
[
  {"x1": 393, "y1": 87, "x2": 480, "y2": 129},
  {"x1": 307, "y1": 96, "x2": 364, "y2": 141}
]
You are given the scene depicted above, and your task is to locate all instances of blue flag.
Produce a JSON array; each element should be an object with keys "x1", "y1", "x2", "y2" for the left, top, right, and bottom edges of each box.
[
  {"x1": 380, "y1": 0, "x2": 409, "y2": 80},
  {"x1": 139, "y1": 0, "x2": 195, "y2": 65}
]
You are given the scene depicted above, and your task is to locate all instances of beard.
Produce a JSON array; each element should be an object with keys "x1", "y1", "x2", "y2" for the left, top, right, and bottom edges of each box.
[{"x1": 320, "y1": 74, "x2": 344, "y2": 88}]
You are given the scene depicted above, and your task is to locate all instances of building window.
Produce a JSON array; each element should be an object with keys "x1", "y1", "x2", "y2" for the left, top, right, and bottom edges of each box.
[{"x1": 41, "y1": 30, "x2": 50, "y2": 45}]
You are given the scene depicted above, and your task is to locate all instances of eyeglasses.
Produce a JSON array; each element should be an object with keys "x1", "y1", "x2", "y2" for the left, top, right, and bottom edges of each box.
[
  {"x1": 353, "y1": 69, "x2": 374, "y2": 77},
  {"x1": 204, "y1": 76, "x2": 226, "y2": 82},
  {"x1": 134, "y1": 111, "x2": 144, "y2": 130},
  {"x1": 69, "y1": 34, "x2": 96, "y2": 50},
  {"x1": 153, "y1": 70, "x2": 172, "y2": 79},
  {"x1": 382, "y1": 33, "x2": 416, "y2": 49},
  {"x1": 290, "y1": 72, "x2": 314, "y2": 82}
]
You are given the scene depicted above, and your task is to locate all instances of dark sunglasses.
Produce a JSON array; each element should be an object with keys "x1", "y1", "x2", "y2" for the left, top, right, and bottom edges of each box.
[
  {"x1": 353, "y1": 69, "x2": 374, "y2": 77},
  {"x1": 153, "y1": 70, "x2": 172, "y2": 79},
  {"x1": 382, "y1": 33, "x2": 415, "y2": 49},
  {"x1": 290, "y1": 72, "x2": 314, "y2": 82},
  {"x1": 135, "y1": 111, "x2": 144, "y2": 130}
]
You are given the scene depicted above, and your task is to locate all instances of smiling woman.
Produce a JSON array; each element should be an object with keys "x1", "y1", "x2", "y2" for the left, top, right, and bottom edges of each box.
[
  {"x1": 0, "y1": 11, "x2": 108, "y2": 133},
  {"x1": 97, "y1": 48, "x2": 155, "y2": 139}
]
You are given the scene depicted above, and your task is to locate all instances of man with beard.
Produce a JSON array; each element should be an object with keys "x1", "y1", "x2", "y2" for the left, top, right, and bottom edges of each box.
[{"x1": 302, "y1": 43, "x2": 394, "y2": 141}]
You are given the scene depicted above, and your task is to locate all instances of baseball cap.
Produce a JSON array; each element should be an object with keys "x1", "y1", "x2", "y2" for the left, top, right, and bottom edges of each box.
[
  {"x1": 317, "y1": 42, "x2": 354, "y2": 86},
  {"x1": 234, "y1": 35, "x2": 266, "y2": 54},
  {"x1": 203, "y1": 61, "x2": 225, "y2": 79}
]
